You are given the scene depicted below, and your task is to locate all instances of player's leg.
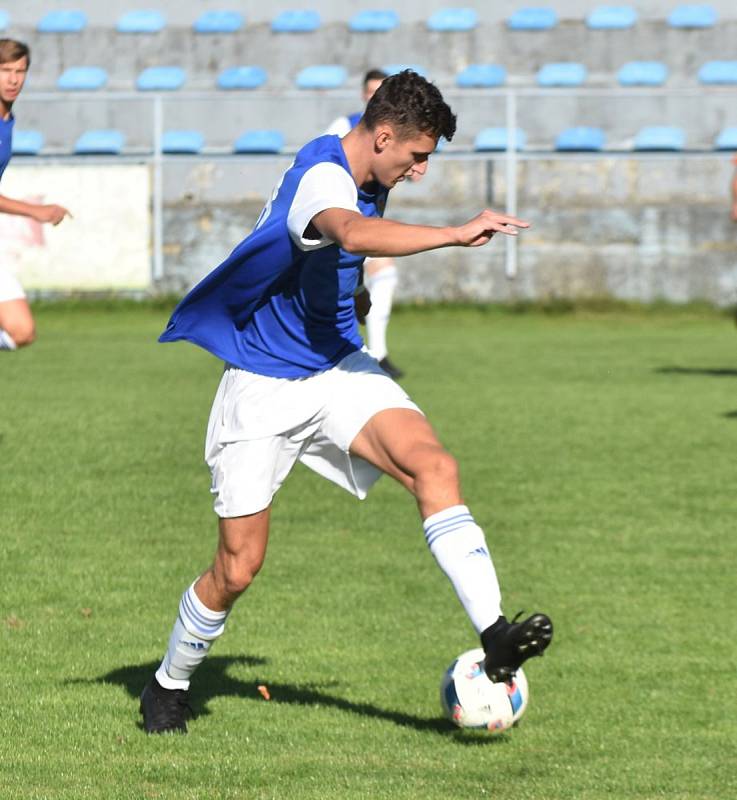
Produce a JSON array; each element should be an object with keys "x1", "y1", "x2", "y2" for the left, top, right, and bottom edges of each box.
[
  {"x1": 141, "y1": 509, "x2": 271, "y2": 733},
  {"x1": 349, "y1": 407, "x2": 552, "y2": 681},
  {"x1": 363, "y1": 257, "x2": 402, "y2": 377},
  {"x1": 0, "y1": 296, "x2": 35, "y2": 350}
]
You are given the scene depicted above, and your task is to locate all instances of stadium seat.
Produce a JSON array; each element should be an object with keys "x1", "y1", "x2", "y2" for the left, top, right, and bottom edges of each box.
[
  {"x1": 714, "y1": 128, "x2": 737, "y2": 150},
  {"x1": 193, "y1": 11, "x2": 244, "y2": 33},
  {"x1": 456, "y1": 64, "x2": 507, "y2": 88},
  {"x1": 349, "y1": 10, "x2": 399, "y2": 32},
  {"x1": 74, "y1": 129, "x2": 126, "y2": 155},
  {"x1": 698, "y1": 61, "x2": 737, "y2": 85},
  {"x1": 633, "y1": 126, "x2": 685, "y2": 151},
  {"x1": 271, "y1": 10, "x2": 320, "y2": 33},
  {"x1": 234, "y1": 130, "x2": 285, "y2": 154},
  {"x1": 57, "y1": 66, "x2": 109, "y2": 91},
  {"x1": 136, "y1": 66, "x2": 186, "y2": 91},
  {"x1": 586, "y1": 6, "x2": 637, "y2": 29},
  {"x1": 474, "y1": 127, "x2": 526, "y2": 151},
  {"x1": 507, "y1": 8, "x2": 558, "y2": 31},
  {"x1": 117, "y1": 10, "x2": 166, "y2": 33},
  {"x1": 217, "y1": 66, "x2": 267, "y2": 90},
  {"x1": 667, "y1": 5, "x2": 717, "y2": 28},
  {"x1": 161, "y1": 130, "x2": 205, "y2": 154},
  {"x1": 383, "y1": 64, "x2": 427, "y2": 77},
  {"x1": 37, "y1": 10, "x2": 87, "y2": 33},
  {"x1": 617, "y1": 61, "x2": 668, "y2": 86},
  {"x1": 537, "y1": 63, "x2": 587, "y2": 87},
  {"x1": 0, "y1": 10, "x2": 9, "y2": 31},
  {"x1": 11, "y1": 130, "x2": 44, "y2": 155},
  {"x1": 427, "y1": 8, "x2": 478, "y2": 32},
  {"x1": 555, "y1": 126, "x2": 606, "y2": 151},
  {"x1": 295, "y1": 65, "x2": 347, "y2": 90}
]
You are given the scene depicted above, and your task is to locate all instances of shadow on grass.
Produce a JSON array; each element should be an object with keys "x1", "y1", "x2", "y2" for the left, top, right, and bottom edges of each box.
[
  {"x1": 722, "y1": 411, "x2": 737, "y2": 419},
  {"x1": 656, "y1": 366, "x2": 737, "y2": 378},
  {"x1": 70, "y1": 655, "x2": 507, "y2": 742}
]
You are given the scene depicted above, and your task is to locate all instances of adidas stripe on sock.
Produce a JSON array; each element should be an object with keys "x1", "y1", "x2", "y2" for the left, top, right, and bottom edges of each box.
[
  {"x1": 156, "y1": 582, "x2": 229, "y2": 690},
  {"x1": 423, "y1": 505, "x2": 502, "y2": 634}
]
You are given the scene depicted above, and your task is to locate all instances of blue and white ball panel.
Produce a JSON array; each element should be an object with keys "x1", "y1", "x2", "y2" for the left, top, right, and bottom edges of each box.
[{"x1": 439, "y1": 648, "x2": 529, "y2": 732}]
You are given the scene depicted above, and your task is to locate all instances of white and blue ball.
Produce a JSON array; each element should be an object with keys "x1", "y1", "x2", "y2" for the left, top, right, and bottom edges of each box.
[{"x1": 440, "y1": 647, "x2": 529, "y2": 732}]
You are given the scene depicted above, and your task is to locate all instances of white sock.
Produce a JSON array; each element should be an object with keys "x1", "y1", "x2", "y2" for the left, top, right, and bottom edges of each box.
[
  {"x1": 365, "y1": 264, "x2": 398, "y2": 361},
  {"x1": 155, "y1": 582, "x2": 229, "y2": 690},
  {"x1": 423, "y1": 505, "x2": 502, "y2": 634},
  {"x1": 0, "y1": 329, "x2": 17, "y2": 351}
]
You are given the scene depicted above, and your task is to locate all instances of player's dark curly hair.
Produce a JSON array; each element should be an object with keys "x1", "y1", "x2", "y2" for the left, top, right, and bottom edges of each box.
[{"x1": 362, "y1": 70, "x2": 456, "y2": 142}]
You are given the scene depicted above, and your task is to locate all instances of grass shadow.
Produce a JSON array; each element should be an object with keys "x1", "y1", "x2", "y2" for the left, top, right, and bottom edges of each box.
[
  {"x1": 656, "y1": 366, "x2": 737, "y2": 378},
  {"x1": 69, "y1": 655, "x2": 497, "y2": 740}
]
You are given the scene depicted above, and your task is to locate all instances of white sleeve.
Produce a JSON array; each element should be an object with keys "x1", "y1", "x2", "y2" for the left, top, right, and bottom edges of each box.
[
  {"x1": 287, "y1": 162, "x2": 359, "y2": 251},
  {"x1": 324, "y1": 116, "x2": 352, "y2": 138}
]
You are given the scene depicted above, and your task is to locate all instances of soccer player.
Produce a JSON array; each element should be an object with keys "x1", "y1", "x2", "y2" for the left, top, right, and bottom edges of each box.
[
  {"x1": 0, "y1": 38, "x2": 70, "y2": 351},
  {"x1": 326, "y1": 69, "x2": 404, "y2": 378},
  {"x1": 140, "y1": 70, "x2": 553, "y2": 734}
]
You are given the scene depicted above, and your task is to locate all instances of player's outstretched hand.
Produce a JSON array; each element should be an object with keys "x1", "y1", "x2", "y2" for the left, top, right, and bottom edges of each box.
[
  {"x1": 454, "y1": 210, "x2": 529, "y2": 247},
  {"x1": 33, "y1": 204, "x2": 72, "y2": 226}
]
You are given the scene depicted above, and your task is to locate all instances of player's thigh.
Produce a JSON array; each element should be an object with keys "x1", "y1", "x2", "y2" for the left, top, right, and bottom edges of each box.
[
  {"x1": 349, "y1": 407, "x2": 455, "y2": 490},
  {"x1": 216, "y1": 508, "x2": 271, "y2": 574},
  {"x1": 0, "y1": 297, "x2": 34, "y2": 341}
]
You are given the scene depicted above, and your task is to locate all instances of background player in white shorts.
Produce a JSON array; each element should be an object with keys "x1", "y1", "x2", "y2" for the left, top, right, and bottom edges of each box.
[
  {"x1": 140, "y1": 71, "x2": 553, "y2": 734},
  {"x1": 326, "y1": 69, "x2": 404, "y2": 378},
  {"x1": 0, "y1": 39, "x2": 70, "y2": 351}
]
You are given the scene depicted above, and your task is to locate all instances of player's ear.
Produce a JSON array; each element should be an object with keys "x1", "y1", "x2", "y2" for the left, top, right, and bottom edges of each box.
[{"x1": 374, "y1": 127, "x2": 392, "y2": 152}]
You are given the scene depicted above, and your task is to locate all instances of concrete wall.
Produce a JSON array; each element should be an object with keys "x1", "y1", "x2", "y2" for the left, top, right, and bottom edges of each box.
[{"x1": 157, "y1": 153, "x2": 737, "y2": 306}]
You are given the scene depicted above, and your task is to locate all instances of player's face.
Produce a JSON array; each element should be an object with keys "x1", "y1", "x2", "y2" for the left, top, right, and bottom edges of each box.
[
  {"x1": 373, "y1": 127, "x2": 437, "y2": 188},
  {"x1": 0, "y1": 57, "x2": 29, "y2": 108}
]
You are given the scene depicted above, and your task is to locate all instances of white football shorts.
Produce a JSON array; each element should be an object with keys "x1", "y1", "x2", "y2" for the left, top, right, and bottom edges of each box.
[
  {"x1": 0, "y1": 268, "x2": 26, "y2": 302},
  {"x1": 205, "y1": 349, "x2": 422, "y2": 517}
]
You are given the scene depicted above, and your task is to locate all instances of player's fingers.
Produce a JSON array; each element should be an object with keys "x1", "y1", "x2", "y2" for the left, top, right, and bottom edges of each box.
[{"x1": 482, "y1": 211, "x2": 530, "y2": 228}]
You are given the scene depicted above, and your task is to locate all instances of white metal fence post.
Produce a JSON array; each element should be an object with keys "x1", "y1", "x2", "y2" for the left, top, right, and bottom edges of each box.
[{"x1": 505, "y1": 89, "x2": 518, "y2": 279}]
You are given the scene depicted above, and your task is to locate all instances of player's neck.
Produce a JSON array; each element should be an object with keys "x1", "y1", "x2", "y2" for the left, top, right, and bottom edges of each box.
[
  {"x1": 340, "y1": 127, "x2": 377, "y2": 189},
  {"x1": 0, "y1": 99, "x2": 12, "y2": 120}
]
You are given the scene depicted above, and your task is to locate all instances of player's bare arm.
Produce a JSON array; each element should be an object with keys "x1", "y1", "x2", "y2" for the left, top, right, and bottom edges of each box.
[
  {"x1": 0, "y1": 194, "x2": 71, "y2": 225},
  {"x1": 312, "y1": 207, "x2": 530, "y2": 258}
]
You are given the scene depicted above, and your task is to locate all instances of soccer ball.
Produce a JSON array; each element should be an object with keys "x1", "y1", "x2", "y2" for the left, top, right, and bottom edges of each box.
[{"x1": 440, "y1": 647, "x2": 529, "y2": 732}]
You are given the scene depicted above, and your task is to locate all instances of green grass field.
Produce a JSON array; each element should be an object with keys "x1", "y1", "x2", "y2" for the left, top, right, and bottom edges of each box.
[{"x1": 2, "y1": 304, "x2": 736, "y2": 799}]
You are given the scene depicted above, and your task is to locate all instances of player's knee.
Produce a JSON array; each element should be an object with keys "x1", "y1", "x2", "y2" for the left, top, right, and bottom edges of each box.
[
  {"x1": 10, "y1": 321, "x2": 36, "y2": 347},
  {"x1": 416, "y1": 448, "x2": 460, "y2": 492},
  {"x1": 221, "y1": 557, "x2": 263, "y2": 597}
]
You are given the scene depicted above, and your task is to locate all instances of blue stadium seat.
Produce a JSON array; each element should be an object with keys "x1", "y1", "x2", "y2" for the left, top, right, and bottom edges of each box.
[
  {"x1": 427, "y1": 8, "x2": 478, "y2": 32},
  {"x1": 537, "y1": 63, "x2": 587, "y2": 87},
  {"x1": 586, "y1": 6, "x2": 637, "y2": 29},
  {"x1": 161, "y1": 130, "x2": 205, "y2": 154},
  {"x1": 555, "y1": 126, "x2": 606, "y2": 151},
  {"x1": 37, "y1": 10, "x2": 87, "y2": 33},
  {"x1": 295, "y1": 65, "x2": 347, "y2": 90},
  {"x1": 217, "y1": 66, "x2": 267, "y2": 90},
  {"x1": 57, "y1": 66, "x2": 108, "y2": 91},
  {"x1": 633, "y1": 126, "x2": 685, "y2": 151},
  {"x1": 0, "y1": 10, "x2": 9, "y2": 31},
  {"x1": 349, "y1": 10, "x2": 399, "y2": 32},
  {"x1": 667, "y1": 5, "x2": 717, "y2": 28},
  {"x1": 617, "y1": 61, "x2": 668, "y2": 86},
  {"x1": 714, "y1": 128, "x2": 737, "y2": 150},
  {"x1": 234, "y1": 130, "x2": 285, "y2": 154},
  {"x1": 136, "y1": 66, "x2": 186, "y2": 91},
  {"x1": 474, "y1": 128, "x2": 526, "y2": 151},
  {"x1": 698, "y1": 61, "x2": 737, "y2": 85},
  {"x1": 456, "y1": 64, "x2": 507, "y2": 88},
  {"x1": 193, "y1": 11, "x2": 244, "y2": 33},
  {"x1": 74, "y1": 130, "x2": 126, "y2": 155},
  {"x1": 507, "y1": 8, "x2": 558, "y2": 31},
  {"x1": 11, "y1": 130, "x2": 44, "y2": 155},
  {"x1": 271, "y1": 10, "x2": 320, "y2": 33},
  {"x1": 383, "y1": 64, "x2": 427, "y2": 77},
  {"x1": 117, "y1": 10, "x2": 166, "y2": 33}
]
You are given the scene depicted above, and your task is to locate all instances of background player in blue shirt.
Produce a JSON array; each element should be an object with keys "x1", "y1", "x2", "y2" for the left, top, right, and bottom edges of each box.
[
  {"x1": 326, "y1": 68, "x2": 405, "y2": 378},
  {"x1": 0, "y1": 39, "x2": 71, "y2": 351},
  {"x1": 141, "y1": 71, "x2": 553, "y2": 734}
]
